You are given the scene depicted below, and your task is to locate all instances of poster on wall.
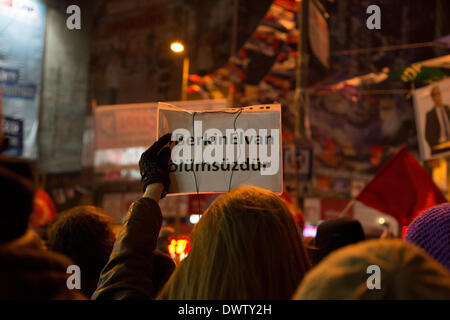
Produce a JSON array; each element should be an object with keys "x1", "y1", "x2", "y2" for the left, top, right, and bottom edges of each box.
[
  {"x1": 307, "y1": 86, "x2": 415, "y2": 197},
  {"x1": 0, "y1": 0, "x2": 46, "y2": 158},
  {"x1": 413, "y1": 78, "x2": 450, "y2": 160}
]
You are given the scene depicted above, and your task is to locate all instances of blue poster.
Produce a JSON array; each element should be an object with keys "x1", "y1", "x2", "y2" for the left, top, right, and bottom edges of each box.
[
  {"x1": 2, "y1": 116, "x2": 23, "y2": 156},
  {"x1": 0, "y1": 0, "x2": 46, "y2": 158}
]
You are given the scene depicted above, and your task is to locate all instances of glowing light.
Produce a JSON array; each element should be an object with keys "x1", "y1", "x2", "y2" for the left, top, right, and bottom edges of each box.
[
  {"x1": 176, "y1": 239, "x2": 188, "y2": 255},
  {"x1": 170, "y1": 42, "x2": 184, "y2": 53},
  {"x1": 167, "y1": 238, "x2": 191, "y2": 257},
  {"x1": 378, "y1": 217, "x2": 386, "y2": 225},
  {"x1": 168, "y1": 239, "x2": 177, "y2": 255},
  {"x1": 189, "y1": 214, "x2": 200, "y2": 224}
]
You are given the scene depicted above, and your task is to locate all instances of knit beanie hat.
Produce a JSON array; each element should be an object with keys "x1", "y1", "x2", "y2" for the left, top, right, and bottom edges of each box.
[
  {"x1": 292, "y1": 239, "x2": 450, "y2": 300},
  {"x1": 404, "y1": 203, "x2": 450, "y2": 270}
]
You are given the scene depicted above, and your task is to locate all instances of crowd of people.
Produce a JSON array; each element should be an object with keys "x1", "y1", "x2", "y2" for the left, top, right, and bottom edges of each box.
[{"x1": 0, "y1": 133, "x2": 449, "y2": 300}]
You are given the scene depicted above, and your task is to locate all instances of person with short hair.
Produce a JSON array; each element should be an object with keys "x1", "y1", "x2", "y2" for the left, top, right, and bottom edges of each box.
[
  {"x1": 313, "y1": 217, "x2": 365, "y2": 265},
  {"x1": 46, "y1": 206, "x2": 116, "y2": 298}
]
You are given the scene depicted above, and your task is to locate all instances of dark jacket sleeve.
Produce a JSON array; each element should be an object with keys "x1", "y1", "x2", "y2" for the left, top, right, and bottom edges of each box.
[
  {"x1": 425, "y1": 109, "x2": 439, "y2": 149},
  {"x1": 92, "y1": 197, "x2": 163, "y2": 300}
]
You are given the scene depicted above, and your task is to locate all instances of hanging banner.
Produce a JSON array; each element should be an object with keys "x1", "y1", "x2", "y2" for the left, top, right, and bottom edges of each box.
[
  {"x1": 308, "y1": 0, "x2": 330, "y2": 69},
  {"x1": 94, "y1": 103, "x2": 157, "y2": 150},
  {"x1": 158, "y1": 103, "x2": 283, "y2": 195},
  {"x1": 0, "y1": 0, "x2": 46, "y2": 158},
  {"x1": 413, "y1": 78, "x2": 450, "y2": 160},
  {"x1": 94, "y1": 99, "x2": 228, "y2": 150}
]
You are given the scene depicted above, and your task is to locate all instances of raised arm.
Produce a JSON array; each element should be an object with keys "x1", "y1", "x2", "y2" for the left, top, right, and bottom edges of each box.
[{"x1": 92, "y1": 134, "x2": 173, "y2": 300}]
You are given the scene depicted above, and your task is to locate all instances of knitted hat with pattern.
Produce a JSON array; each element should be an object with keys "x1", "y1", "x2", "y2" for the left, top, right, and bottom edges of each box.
[{"x1": 405, "y1": 203, "x2": 450, "y2": 270}]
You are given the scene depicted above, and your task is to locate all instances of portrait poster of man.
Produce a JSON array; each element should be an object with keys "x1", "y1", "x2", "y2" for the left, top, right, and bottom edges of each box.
[{"x1": 413, "y1": 78, "x2": 450, "y2": 160}]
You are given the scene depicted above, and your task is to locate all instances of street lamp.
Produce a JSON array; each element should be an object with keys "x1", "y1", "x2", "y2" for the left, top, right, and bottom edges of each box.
[
  {"x1": 170, "y1": 40, "x2": 189, "y2": 237},
  {"x1": 170, "y1": 42, "x2": 184, "y2": 53},
  {"x1": 170, "y1": 41, "x2": 189, "y2": 100}
]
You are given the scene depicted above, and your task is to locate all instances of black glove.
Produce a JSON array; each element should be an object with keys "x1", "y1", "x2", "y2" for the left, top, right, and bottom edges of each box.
[{"x1": 139, "y1": 133, "x2": 172, "y2": 198}]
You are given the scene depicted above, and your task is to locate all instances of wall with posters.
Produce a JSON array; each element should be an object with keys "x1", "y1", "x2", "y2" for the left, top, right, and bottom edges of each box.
[
  {"x1": 1, "y1": 0, "x2": 95, "y2": 173},
  {"x1": 307, "y1": 89, "x2": 417, "y2": 198},
  {"x1": 305, "y1": 0, "x2": 450, "y2": 199},
  {"x1": 0, "y1": 0, "x2": 46, "y2": 158},
  {"x1": 38, "y1": 0, "x2": 95, "y2": 173}
]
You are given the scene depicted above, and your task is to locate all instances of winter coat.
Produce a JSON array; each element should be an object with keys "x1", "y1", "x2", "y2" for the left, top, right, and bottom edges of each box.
[{"x1": 92, "y1": 198, "x2": 175, "y2": 300}]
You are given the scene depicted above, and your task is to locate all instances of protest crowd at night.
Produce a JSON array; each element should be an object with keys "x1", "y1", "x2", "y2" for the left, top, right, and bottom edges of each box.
[{"x1": 0, "y1": 0, "x2": 449, "y2": 311}]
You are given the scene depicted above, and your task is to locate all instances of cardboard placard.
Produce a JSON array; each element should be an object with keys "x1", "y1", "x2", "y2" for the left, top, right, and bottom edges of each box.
[{"x1": 157, "y1": 103, "x2": 283, "y2": 195}]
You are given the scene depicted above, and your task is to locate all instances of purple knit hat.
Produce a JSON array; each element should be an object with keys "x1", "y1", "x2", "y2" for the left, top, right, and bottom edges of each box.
[{"x1": 405, "y1": 203, "x2": 450, "y2": 270}]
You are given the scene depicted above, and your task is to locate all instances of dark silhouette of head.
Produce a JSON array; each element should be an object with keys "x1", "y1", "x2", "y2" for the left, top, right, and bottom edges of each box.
[
  {"x1": 0, "y1": 247, "x2": 85, "y2": 299},
  {"x1": 0, "y1": 163, "x2": 35, "y2": 243},
  {"x1": 314, "y1": 217, "x2": 365, "y2": 264},
  {"x1": 46, "y1": 206, "x2": 115, "y2": 298}
]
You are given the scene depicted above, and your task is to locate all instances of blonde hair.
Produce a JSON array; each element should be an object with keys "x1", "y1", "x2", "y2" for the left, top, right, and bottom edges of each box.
[{"x1": 157, "y1": 186, "x2": 311, "y2": 299}]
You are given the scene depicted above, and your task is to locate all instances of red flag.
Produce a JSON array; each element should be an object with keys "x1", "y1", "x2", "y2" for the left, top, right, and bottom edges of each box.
[
  {"x1": 356, "y1": 145, "x2": 447, "y2": 226},
  {"x1": 30, "y1": 189, "x2": 57, "y2": 228}
]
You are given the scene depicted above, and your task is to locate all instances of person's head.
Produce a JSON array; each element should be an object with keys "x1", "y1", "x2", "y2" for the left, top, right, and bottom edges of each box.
[
  {"x1": 314, "y1": 217, "x2": 365, "y2": 264},
  {"x1": 293, "y1": 239, "x2": 450, "y2": 300},
  {"x1": 157, "y1": 226, "x2": 175, "y2": 256},
  {"x1": 431, "y1": 86, "x2": 443, "y2": 107},
  {"x1": 0, "y1": 247, "x2": 86, "y2": 299},
  {"x1": 46, "y1": 206, "x2": 116, "y2": 298},
  {"x1": 158, "y1": 186, "x2": 311, "y2": 300},
  {"x1": 0, "y1": 165, "x2": 35, "y2": 243},
  {"x1": 405, "y1": 203, "x2": 450, "y2": 270}
]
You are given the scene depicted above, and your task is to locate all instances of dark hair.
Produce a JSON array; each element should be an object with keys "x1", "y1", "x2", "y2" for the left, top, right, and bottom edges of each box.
[
  {"x1": 0, "y1": 247, "x2": 85, "y2": 299},
  {"x1": 302, "y1": 236, "x2": 319, "y2": 266},
  {"x1": 314, "y1": 217, "x2": 365, "y2": 263},
  {"x1": 46, "y1": 206, "x2": 115, "y2": 297}
]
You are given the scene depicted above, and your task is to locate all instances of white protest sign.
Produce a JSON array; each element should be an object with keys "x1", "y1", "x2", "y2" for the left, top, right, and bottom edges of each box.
[{"x1": 157, "y1": 103, "x2": 283, "y2": 195}]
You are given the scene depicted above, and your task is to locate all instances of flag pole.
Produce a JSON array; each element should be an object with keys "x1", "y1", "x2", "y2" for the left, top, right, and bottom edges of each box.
[{"x1": 339, "y1": 199, "x2": 355, "y2": 217}]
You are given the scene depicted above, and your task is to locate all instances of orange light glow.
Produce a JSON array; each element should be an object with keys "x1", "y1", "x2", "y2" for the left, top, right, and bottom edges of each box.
[
  {"x1": 168, "y1": 239, "x2": 177, "y2": 255},
  {"x1": 175, "y1": 239, "x2": 188, "y2": 254},
  {"x1": 170, "y1": 42, "x2": 184, "y2": 53},
  {"x1": 167, "y1": 238, "x2": 191, "y2": 257}
]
